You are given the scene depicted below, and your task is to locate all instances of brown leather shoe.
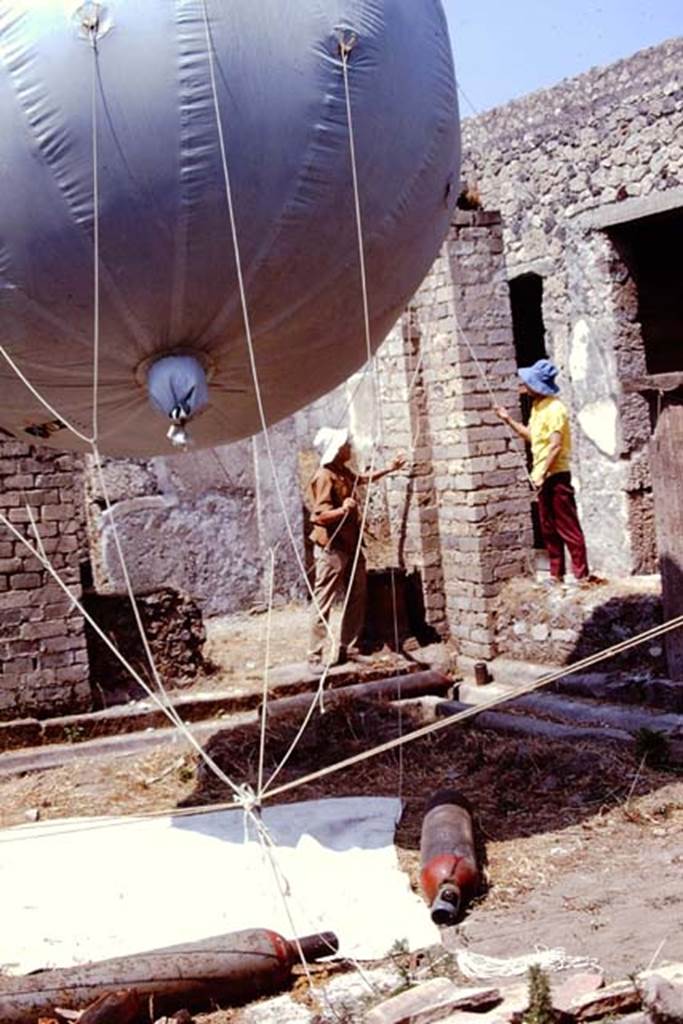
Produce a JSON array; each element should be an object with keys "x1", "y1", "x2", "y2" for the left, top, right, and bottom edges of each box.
[{"x1": 577, "y1": 574, "x2": 607, "y2": 589}]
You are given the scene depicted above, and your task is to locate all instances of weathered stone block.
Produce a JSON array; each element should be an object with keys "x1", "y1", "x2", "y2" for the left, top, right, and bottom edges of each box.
[{"x1": 365, "y1": 979, "x2": 500, "y2": 1024}]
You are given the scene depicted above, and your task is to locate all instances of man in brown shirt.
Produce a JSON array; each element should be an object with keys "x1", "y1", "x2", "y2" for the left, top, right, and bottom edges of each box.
[{"x1": 307, "y1": 427, "x2": 405, "y2": 670}]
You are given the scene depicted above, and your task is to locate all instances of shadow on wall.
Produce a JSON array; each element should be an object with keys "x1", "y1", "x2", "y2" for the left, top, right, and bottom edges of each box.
[
  {"x1": 567, "y1": 591, "x2": 667, "y2": 676},
  {"x1": 494, "y1": 577, "x2": 667, "y2": 675},
  {"x1": 568, "y1": 559, "x2": 682, "y2": 680}
]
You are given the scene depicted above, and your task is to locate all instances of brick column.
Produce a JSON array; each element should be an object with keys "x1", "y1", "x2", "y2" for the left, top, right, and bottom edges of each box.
[
  {"x1": 380, "y1": 210, "x2": 533, "y2": 659},
  {"x1": 437, "y1": 211, "x2": 532, "y2": 659},
  {"x1": 0, "y1": 442, "x2": 91, "y2": 720}
]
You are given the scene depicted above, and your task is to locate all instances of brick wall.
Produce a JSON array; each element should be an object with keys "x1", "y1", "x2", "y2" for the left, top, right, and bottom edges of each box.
[{"x1": 0, "y1": 442, "x2": 90, "y2": 720}]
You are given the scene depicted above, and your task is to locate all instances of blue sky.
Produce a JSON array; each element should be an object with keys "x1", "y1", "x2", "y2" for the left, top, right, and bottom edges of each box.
[{"x1": 442, "y1": 0, "x2": 683, "y2": 114}]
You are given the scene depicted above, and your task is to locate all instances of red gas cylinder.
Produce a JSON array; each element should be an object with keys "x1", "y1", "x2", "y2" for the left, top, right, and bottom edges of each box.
[
  {"x1": 420, "y1": 789, "x2": 480, "y2": 926},
  {"x1": 0, "y1": 929, "x2": 339, "y2": 1024}
]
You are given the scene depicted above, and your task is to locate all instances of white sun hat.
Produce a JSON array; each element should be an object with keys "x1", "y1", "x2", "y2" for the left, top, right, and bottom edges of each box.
[{"x1": 314, "y1": 426, "x2": 349, "y2": 466}]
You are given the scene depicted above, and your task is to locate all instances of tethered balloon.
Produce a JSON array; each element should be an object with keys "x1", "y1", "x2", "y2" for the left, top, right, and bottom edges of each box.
[{"x1": 0, "y1": 1, "x2": 459, "y2": 455}]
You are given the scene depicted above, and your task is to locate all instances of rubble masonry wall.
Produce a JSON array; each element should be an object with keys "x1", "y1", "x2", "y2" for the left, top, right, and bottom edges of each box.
[{"x1": 460, "y1": 36, "x2": 683, "y2": 575}]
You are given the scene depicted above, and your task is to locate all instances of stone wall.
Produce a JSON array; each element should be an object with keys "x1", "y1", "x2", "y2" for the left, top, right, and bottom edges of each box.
[
  {"x1": 0, "y1": 441, "x2": 90, "y2": 720},
  {"x1": 84, "y1": 388, "x2": 353, "y2": 617},
  {"x1": 460, "y1": 36, "x2": 683, "y2": 576}
]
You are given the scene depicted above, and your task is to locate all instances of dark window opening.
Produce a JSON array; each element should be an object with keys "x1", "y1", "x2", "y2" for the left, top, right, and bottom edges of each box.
[
  {"x1": 509, "y1": 273, "x2": 548, "y2": 550},
  {"x1": 608, "y1": 208, "x2": 683, "y2": 375},
  {"x1": 509, "y1": 273, "x2": 548, "y2": 369}
]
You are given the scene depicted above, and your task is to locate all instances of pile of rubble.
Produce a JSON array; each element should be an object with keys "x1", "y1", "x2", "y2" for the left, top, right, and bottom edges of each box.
[{"x1": 364, "y1": 963, "x2": 683, "y2": 1024}]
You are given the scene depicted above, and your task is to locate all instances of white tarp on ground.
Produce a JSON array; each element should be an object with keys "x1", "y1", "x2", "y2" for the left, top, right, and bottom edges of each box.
[{"x1": 0, "y1": 796, "x2": 439, "y2": 974}]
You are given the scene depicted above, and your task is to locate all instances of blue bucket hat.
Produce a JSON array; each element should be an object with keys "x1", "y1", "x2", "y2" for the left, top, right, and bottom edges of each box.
[{"x1": 518, "y1": 359, "x2": 560, "y2": 396}]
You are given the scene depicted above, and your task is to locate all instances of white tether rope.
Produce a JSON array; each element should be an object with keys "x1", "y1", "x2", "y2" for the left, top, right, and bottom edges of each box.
[
  {"x1": 198, "y1": 2, "x2": 340, "y2": 662},
  {"x1": 196, "y1": 5, "x2": 389, "y2": 989},
  {"x1": 339, "y1": 31, "x2": 384, "y2": 444},
  {"x1": 199, "y1": 5, "x2": 392, "y2": 803},
  {"x1": 262, "y1": 30, "x2": 405, "y2": 798},
  {"x1": 89, "y1": 25, "x2": 101, "y2": 443}
]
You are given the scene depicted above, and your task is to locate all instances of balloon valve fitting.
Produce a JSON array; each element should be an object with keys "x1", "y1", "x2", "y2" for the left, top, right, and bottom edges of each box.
[
  {"x1": 167, "y1": 404, "x2": 192, "y2": 449},
  {"x1": 79, "y1": 3, "x2": 101, "y2": 34}
]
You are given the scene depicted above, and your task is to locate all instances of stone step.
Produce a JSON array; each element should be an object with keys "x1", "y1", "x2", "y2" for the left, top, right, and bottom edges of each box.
[
  {"x1": 436, "y1": 700, "x2": 635, "y2": 747},
  {"x1": 457, "y1": 681, "x2": 682, "y2": 735},
  {"x1": 0, "y1": 713, "x2": 253, "y2": 778},
  {"x1": 460, "y1": 656, "x2": 683, "y2": 712},
  {"x1": 0, "y1": 658, "x2": 418, "y2": 754},
  {"x1": 437, "y1": 696, "x2": 683, "y2": 763}
]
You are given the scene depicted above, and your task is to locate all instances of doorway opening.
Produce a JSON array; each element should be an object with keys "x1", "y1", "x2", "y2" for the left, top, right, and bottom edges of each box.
[
  {"x1": 608, "y1": 208, "x2": 683, "y2": 377},
  {"x1": 608, "y1": 206, "x2": 683, "y2": 576},
  {"x1": 508, "y1": 272, "x2": 548, "y2": 551}
]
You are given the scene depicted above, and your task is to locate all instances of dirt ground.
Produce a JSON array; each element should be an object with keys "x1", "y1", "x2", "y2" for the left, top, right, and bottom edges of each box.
[
  {"x1": 201, "y1": 603, "x2": 338, "y2": 686},
  {"x1": 1, "y1": 605, "x2": 682, "y2": 1023}
]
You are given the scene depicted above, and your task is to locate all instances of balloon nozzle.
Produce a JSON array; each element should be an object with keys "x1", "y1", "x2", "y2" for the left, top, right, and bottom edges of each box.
[
  {"x1": 147, "y1": 353, "x2": 209, "y2": 450},
  {"x1": 167, "y1": 422, "x2": 190, "y2": 448},
  {"x1": 167, "y1": 403, "x2": 191, "y2": 448}
]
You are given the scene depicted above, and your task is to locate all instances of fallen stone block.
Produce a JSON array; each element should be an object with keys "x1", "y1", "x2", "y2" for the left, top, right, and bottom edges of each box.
[
  {"x1": 484, "y1": 972, "x2": 606, "y2": 1023},
  {"x1": 365, "y1": 978, "x2": 501, "y2": 1024},
  {"x1": 571, "y1": 978, "x2": 641, "y2": 1020},
  {"x1": 640, "y1": 973, "x2": 683, "y2": 1022},
  {"x1": 638, "y1": 963, "x2": 683, "y2": 986},
  {"x1": 436, "y1": 971, "x2": 605, "y2": 1024},
  {"x1": 552, "y1": 971, "x2": 605, "y2": 1012}
]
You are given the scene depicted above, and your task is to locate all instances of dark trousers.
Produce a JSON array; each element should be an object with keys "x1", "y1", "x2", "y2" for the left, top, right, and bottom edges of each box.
[
  {"x1": 308, "y1": 546, "x2": 367, "y2": 660},
  {"x1": 537, "y1": 472, "x2": 589, "y2": 580}
]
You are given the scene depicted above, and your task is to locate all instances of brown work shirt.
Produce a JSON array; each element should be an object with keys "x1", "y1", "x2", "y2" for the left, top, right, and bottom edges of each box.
[{"x1": 308, "y1": 464, "x2": 360, "y2": 553}]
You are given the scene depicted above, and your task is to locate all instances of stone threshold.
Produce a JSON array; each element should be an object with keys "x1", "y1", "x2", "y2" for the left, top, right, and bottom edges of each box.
[
  {"x1": 457, "y1": 655, "x2": 682, "y2": 712},
  {"x1": 0, "y1": 658, "x2": 419, "y2": 755}
]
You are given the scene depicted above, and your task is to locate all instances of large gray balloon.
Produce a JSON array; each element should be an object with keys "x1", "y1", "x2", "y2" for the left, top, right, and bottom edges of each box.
[{"x1": 0, "y1": 0, "x2": 460, "y2": 456}]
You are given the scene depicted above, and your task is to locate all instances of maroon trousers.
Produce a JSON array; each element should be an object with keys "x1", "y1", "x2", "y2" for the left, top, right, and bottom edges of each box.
[{"x1": 537, "y1": 472, "x2": 589, "y2": 580}]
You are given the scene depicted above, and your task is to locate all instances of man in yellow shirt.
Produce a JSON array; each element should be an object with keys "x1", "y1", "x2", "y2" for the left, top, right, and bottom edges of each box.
[{"x1": 495, "y1": 359, "x2": 597, "y2": 586}]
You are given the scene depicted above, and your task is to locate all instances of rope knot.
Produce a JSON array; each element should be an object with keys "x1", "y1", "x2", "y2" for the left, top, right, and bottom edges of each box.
[
  {"x1": 234, "y1": 783, "x2": 261, "y2": 817},
  {"x1": 336, "y1": 29, "x2": 358, "y2": 60}
]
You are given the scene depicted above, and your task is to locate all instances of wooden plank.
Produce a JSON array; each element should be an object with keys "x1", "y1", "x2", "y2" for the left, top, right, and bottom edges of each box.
[
  {"x1": 650, "y1": 400, "x2": 683, "y2": 681},
  {"x1": 622, "y1": 372, "x2": 683, "y2": 394}
]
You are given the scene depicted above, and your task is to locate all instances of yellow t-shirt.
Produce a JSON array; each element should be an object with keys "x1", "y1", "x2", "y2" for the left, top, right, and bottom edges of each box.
[{"x1": 529, "y1": 396, "x2": 571, "y2": 485}]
